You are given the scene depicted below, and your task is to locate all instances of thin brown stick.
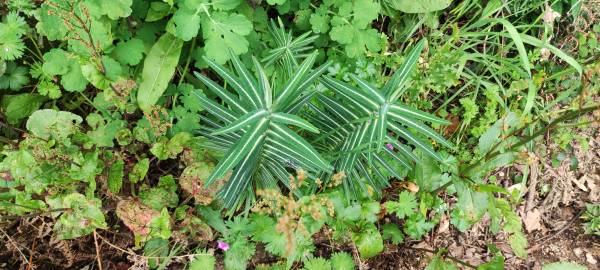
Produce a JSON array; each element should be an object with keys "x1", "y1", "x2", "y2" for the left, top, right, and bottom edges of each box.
[
  {"x1": 93, "y1": 230, "x2": 103, "y2": 270},
  {"x1": 0, "y1": 226, "x2": 30, "y2": 268},
  {"x1": 25, "y1": 238, "x2": 35, "y2": 270},
  {"x1": 350, "y1": 241, "x2": 365, "y2": 270}
]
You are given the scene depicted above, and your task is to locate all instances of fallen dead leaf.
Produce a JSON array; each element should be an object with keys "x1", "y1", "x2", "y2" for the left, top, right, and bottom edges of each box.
[
  {"x1": 437, "y1": 214, "x2": 450, "y2": 234},
  {"x1": 586, "y1": 252, "x2": 597, "y2": 265},
  {"x1": 523, "y1": 208, "x2": 542, "y2": 232},
  {"x1": 571, "y1": 176, "x2": 588, "y2": 192}
]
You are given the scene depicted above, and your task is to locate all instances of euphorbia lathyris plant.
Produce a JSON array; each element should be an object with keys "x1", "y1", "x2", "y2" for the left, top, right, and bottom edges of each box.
[
  {"x1": 193, "y1": 51, "x2": 332, "y2": 208},
  {"x1": 309, "y1": 39, "x2": 453, "y2": 199},
  {"x1": 195, "y1": 40, "x2": 452, "y2": 208}
]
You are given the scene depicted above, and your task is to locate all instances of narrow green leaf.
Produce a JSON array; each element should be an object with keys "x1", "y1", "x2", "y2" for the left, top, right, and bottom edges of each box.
[
  {"x1": 273, "y1": 51, "x2": 317, "y2": 109},
  {"x1": 320, "y1": 76, "x2": 376, "y2": 113},
  {"x1": 137, "y1": 33, "x2": 183, "y2": 112},
  {"x1": 384, "y1": 39, "x2": 425, "y2": 102},
  {"x1": 203, "y1": 56, "x2": 259, "y2": 109},
  {"x1": 229, "y1": 50, "x2": 264, "y2": 108},
  {"x1": 375, "y1": 103, "x2": 389, "y2": 152},
  {"x1": 490, "y1": 18, "x2": 531, "y2": 78},
  {"x1": 390, "y1": 113, "x2": 453, "y2": 148},
  {"x1": 212, "y1": 109, "x2": 268, "y2": 135},
  {"x1": 207, "y1": 118, "x2": 269, "y2": 185},
  {"x1": 271, "y1": 112, "x2": 319, "y2": 133},
  {"x1": 193, "y1": 71, "x2": 247, "y2": 113},
  {"x1": 292, "y1": 60, "x2": 332, "y2": 94},
  {"x1": 191, "y1": 91, "x2": 238, "y2": 123},
  {"x1": 270, "y1": 123, "x2": 332, "y2": 171},
  {"x1": 252, "y1": 57, "x2": 272, "y2": 108},
  {"x1": 264, "y1": 140, "x2": 323, "y2": 172},
  {"x1": 219, "y1": 147, "x2": 260, "y2": 208},
  {"x1": 349, "y1": 74, "x2": 385, "y2": 104},
  {"x1": 388, "y1": 122, "x2": 443, "y2": 161}
]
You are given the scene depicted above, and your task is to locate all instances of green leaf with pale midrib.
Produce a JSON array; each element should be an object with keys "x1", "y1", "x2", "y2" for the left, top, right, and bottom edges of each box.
[{"x1": 137, "y1": 33, "x2": 183, "y2": 112}]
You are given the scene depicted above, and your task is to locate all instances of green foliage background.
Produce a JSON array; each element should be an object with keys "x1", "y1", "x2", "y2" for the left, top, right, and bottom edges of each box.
[{"x1": 0, "y1": 0, "x2": 598, "y2": 269}]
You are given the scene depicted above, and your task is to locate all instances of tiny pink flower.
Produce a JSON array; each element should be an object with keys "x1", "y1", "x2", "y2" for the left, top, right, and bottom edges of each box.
[
  {"x1": 386, "y1": 143, "x2": 394, "y2": 151},
  {"x1": 217, "y1": 241, "x2": 230, "y2": 251}
]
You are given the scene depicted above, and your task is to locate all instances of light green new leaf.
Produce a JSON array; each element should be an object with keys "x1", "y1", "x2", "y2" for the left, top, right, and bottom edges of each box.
[
  {"x1": 108, "y1": 160, "x2": 124, "y2": 194},
  {"x1": 386, "y1": 0, "x2": 451, "y2": 13},
  {"x1": 542, "y1": 262, "x2": 587, "y2": 270},
  {"x1": 2, "y1": 93, "x2": 46, "y2": 124},
  {"x1": 172, "y1": 7, "x2": 201, "y2": 41},
  {"x1": 26, "y1": 109, "x2": 82, "y2": 140},
  {"x1": 87, "y1": 0, "x2": 132, "y2": 20},
  {"x1": 137, "y1": 33, "x2": 183, "y2": 112},
  {"x1": 202, "y1": 12, "x2": 252, "y2": 63}
]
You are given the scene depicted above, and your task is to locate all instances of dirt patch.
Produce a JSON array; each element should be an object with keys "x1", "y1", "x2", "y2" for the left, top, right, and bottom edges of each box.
[{"x1": 362, "y1": 124, "x2": 600, "y2": 269}]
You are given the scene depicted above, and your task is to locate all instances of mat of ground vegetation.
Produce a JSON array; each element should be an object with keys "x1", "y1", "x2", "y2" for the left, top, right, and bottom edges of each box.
[{"x1": 1, "y1": 123, "x2": 598, "y2": 269}]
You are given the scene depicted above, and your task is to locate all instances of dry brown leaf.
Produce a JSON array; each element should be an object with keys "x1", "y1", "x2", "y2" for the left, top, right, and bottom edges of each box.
[
  {"x1": 523, "y1": 208, "x2": 542, "y2": 232},
  {"x1": 571, "y1": 176, "x2": 588, "y2": 192}
]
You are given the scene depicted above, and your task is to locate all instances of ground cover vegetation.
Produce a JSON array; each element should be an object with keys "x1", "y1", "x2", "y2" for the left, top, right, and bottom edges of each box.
[{"x1": 0, "y1": 0, "x2": 598, "y2": 269}]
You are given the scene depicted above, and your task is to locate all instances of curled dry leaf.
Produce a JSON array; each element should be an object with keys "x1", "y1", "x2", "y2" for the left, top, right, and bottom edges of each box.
[
  {"x1": 179, "y1": 162, "x2": 228, "y2": 205},
  {"x1": 116, "y1": 198, "x2": 160, "y2": 236}
]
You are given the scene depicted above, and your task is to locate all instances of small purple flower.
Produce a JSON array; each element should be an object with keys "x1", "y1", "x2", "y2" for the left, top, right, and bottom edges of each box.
[
  {"x1": 217, "y1": 241, "x2": 230, "y2": 251},
  {"x1": 386, "y1": 143, "x2": 394, "y2": 151}
]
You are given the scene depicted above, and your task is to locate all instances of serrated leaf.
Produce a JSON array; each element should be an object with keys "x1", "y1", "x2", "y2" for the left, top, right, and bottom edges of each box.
[
  {"x1": 381, "y1": 223, "x2": 404, "y2": 244},
  {"x1": 385, "y1": 191, "x2": 417, "y2": 219},
  {"x1": 87, "y1": 0, "x2": 132, "y2": 19},
  {"x1": 113, "y1": 38, "x2": 145, "y2": 65},
  {"x1": 351, "y1": 224, "x2": 383, "y2": 258},
  {"x1": 108, "y1": 160, "x2": 124, "y2": 194},
  {"x1": 330, "y1": 252, "x2": 355, "y2": 270},
  {"x1": 172, "y1": 7, "x2": 201, "y2": 41},
  {"x1": 2, "y1": 93, "x2": 46, "y2": 124},
  {"x1": 202, "y1": 12, "x2": 252, "y2": 63}
]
